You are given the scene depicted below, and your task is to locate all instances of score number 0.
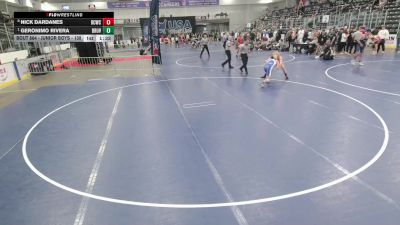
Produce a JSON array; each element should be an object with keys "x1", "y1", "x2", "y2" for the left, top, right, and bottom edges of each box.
[
  {"x1": 103, "y1": 18, "x2": 114, "y2": 26},
  {"x1": 102, "y1": 18, "x2": 114, "y2": 35}
]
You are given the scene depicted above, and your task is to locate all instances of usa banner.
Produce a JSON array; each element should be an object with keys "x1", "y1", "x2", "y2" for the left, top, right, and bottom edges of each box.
[{"x1": 149, "y1": 0, "x2": 162, "y2": 64}]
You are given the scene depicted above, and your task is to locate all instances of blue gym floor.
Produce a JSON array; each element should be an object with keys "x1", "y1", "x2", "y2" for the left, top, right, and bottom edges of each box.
[{"x1": 1, "y1": 44, "x2": 400, "y2": 225}]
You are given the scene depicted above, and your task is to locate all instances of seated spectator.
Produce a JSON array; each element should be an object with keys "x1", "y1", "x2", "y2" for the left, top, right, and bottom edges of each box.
[
  {"x1": 304, "y1": 40, "x2": 316, "y2": 55},
  {"x1": 315, "y1": 41, "x2": 335, "y2": 60}
]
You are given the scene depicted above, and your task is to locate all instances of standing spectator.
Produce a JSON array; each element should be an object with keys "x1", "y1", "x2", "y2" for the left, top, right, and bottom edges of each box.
[
  {"x1": 346, "y1": 29, "x2": 356, "y2": 54},
  {"x1": 302, "y1": 29, "x2": 309, "y2": 43},
  {"x1": 298, "y1": 27, "x2": 305, "y2": 44},
  {"x1": 250, "y1": 31, "x2": 256, "y2": 41},
  {"x1": 338, "y1": 29, "x2": 349, "y2": 54},
  {"x1": 175, "y1": 35, "x2": 180, "y2": 48},
  {"x1": 377, "y1": 25, "x2": 389, "y2": 54},
  {"x1": 288, "y1": 29, "x2": 297, "y2": 52},
  {"x1": 336, "y1": 28, "x2": 343, "y2": 52},
  {"x1": 317, "y1": 30, "x2": 327, "y2": 55}
]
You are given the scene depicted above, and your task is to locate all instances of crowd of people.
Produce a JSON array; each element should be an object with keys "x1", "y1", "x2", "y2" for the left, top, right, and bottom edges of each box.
[
  {"x1": 165, "y1": 24, "x2": 387, "y2": 54},
  {"x1": 159, "y1": 33, "x2": 222, "y2": 48},
  {"x1": 125, "y1": 19, "x2": 391, "y2": 73}
]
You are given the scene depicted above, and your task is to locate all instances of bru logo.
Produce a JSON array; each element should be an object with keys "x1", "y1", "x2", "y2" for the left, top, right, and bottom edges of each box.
[{"x1": 0, "y1": 67, "x2": 7, "y2": 82}]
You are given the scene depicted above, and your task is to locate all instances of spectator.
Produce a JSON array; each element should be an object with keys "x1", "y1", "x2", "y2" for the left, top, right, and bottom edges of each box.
[
  {"x1": 315, "y1": 41, "x2": 335, "y2": 60},
  {"x1": 338, "y1": 29, "x2": 349, "y2": 54},
  {"x1": 317, "y1": 30, "x2": 327, "y2": 54},
  {"x1": 346, "y1": 29, "x2": 356, "y2": 54},
  {"x1": 377, "y1": 25, "x2": 389, "y2": 54},
  {"x1": 298, "y1": 27, "x2": 305, "y2": 44}
]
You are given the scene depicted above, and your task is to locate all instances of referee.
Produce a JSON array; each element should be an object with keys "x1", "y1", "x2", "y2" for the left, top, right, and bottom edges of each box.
[
  {"x1": 221, "y1": 36, "x2": 234, "y2": 69},
  {"x1": 200, "y1": 34, "x2": 210, "y2": 58},
  {"x1": 238, "y1": 40, "x2": 250, "y2": 75}
]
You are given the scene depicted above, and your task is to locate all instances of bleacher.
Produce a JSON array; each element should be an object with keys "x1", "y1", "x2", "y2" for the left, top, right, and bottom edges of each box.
[
  {"x1": 384, "y1": 0, "x2": 400, "y2": 33},
  {"x1": 254, "y1": 0, "x2": 400, "y2": 34}
]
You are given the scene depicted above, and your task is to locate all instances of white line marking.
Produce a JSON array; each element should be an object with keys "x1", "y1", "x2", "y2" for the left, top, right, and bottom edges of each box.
[
  {"x1": 183, "y1": 101, "x2": 214, "y2": 107},
  {"x1": 325, "y1": 60, "x2": 400, "y2": 97},
  {"x1": 313, "y1": 81, "x2": 400, "y2": 106},
  {"x1": 358, "y1": 76, "x2": 390, "y2": 84},
  {"x1": 316, "y1": 81, "x2": 329, "y2": 86},
  {"x1": 348, "y1": 115, "x2": 361, "y2": 121},
  {"x1": 22, "y1": 77, "x2": 389, "y2": 208},
  {"x1": 380, "y1": 70, "x2": 393, "y2": 73},
  {"x1": 73, "y1": 89, "x2": 122, "y2": 225},
  {"x1": 161, "y1": 78, "x2": 248, "y2": 225},
  {"x1": 166, "y1": 49, "x2": 225, "y2": 56},
  {"x1": 348, "y1": 115, "x2": 389, "y2": 132},
  {"x1": 88, "y1": 78, "x2": 105, "y2": 81},
  {"x1": 308, "y1": 100, "x2": 330, "y2": 109},
  {"x1": 307, "y1": 99, "x2": 389, "y2": 132},
  {"x1": 183, "y1": 103, "x2": 216, "y2": 109},
  {"x1": 176, "y1": 54, "x2": 295, "y2": 69},
  {"x1": 0, "y1": 137, "x2": 24, "y2": 161},
  {"x1": 285, "y1": 58, "x2": 349, "y2": 64},
  {"x1": 207, "y1": 79, "x2": 399, "y2": 210}
]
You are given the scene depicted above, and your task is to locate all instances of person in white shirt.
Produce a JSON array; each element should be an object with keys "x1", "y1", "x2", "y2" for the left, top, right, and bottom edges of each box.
[
  {"x1": 273, "y1": 30, "x2": 278, "y2": 41},
  {"x1": 339, "y1": 29, "x2": 349, "y2": 53},
  {"x1": 200, "y1": 34, "x2": 210, "y2": 58},
  {"x1": 238, "y1": 40, "x2": 250, "y2": 75},
  {"x1": 298, "y1": 28, "x2": 305, "y2": 44},
  {"x1": 222, "y1": 36, "x2": 234, "y2": 69},
  {"x1": 377, "y1": 25, "x2": 389, "y2": 54}
]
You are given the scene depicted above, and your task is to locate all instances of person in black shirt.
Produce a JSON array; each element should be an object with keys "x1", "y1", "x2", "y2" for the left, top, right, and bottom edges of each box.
[
  {"x1": 336, "y1": 28, "x2": 343, "y2": 52},
  {"x1": 371, "y1": 27, "x2": 379, "y2": 50},
  {"x1": 302, "y1": 29, "x2": 309, "y2": 43},
  {"x1": 318, "y1": 31, "x2": 327, "y2": 45},
  {"x1": 346, "y1": 30, "x2": 356, "y2": 54},
  {"x1": 371, "y1": 27, "x2": 379, "y2": 36},
  {"x1": 317, "y1": 30, "x2": 327, "y2": 55},
  {"x1": 315, "y1": 41, "x2": 335, "y2": 60}
]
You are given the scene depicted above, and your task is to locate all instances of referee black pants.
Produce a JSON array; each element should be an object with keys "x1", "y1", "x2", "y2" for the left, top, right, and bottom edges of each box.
[
  {"x1": 240, "y1": 53, "x2": 248, "y2": 74},
  {"x1": 377, "y1": 39, "x2": 385, "y2": 53},
  {"x1": 222, "y1": 50, "x2": 232, "y2": 67},
  {"x1": 200, "y1": 45, "x2": 210, "y2": 57}
]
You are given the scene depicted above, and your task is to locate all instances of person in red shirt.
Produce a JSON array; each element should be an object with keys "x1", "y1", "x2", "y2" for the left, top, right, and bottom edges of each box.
[
  {"x1": 237, "y1": 34, "x2": 244, "y2": 45},
  {"x1": 236, "y1": 34, "x2": 244, "y2": 58}
]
